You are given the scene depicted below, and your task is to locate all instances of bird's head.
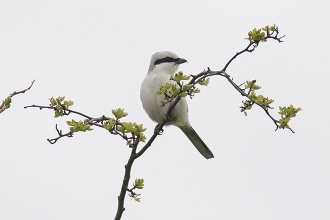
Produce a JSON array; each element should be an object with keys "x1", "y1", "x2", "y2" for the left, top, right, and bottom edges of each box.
[{"x1": 148, "y1": 51, "x2": 187, "y2": 75}]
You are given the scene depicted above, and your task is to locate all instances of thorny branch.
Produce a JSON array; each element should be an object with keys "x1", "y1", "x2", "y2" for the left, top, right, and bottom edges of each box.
[{"x1": 25, "y1": 26, "x2": 289, "y2": 220}]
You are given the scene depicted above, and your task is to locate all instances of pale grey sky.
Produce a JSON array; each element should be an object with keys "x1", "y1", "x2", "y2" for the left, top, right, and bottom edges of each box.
[{"x1": 1, "y1": 0, "x2": 329, "y2": 219}]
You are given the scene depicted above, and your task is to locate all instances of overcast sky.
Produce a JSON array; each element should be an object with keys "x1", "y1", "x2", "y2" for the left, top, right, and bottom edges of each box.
[{"x1": 1, "y1": 0, "x2": 329, "y2": 219}]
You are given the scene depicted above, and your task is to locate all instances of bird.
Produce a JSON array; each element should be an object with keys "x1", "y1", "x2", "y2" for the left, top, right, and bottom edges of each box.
[{"x1": 140, "y1": 51, "x2": 214, "y2": 159}]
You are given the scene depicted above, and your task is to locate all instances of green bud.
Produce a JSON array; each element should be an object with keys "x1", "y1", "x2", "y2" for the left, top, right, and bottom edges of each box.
[
  {"x1": 112, "y1": 108, "x2": 128, "y2": 119},
  {"x1": 134, "y1": 178, "x2": 144, "y2": 189},
  {"x1": 198, "y1": 78, "x2": 210, "y2": 86}
]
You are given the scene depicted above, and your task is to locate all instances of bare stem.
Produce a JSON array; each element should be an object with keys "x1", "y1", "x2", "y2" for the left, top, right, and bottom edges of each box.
[{"x1": 0, "y1": 80, "x2": 35, "y2": 110}]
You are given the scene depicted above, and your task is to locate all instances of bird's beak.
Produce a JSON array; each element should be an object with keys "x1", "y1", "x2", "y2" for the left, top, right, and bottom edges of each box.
[{"x1": 175, "y1": 58, "x2": 187, "y2": 64}]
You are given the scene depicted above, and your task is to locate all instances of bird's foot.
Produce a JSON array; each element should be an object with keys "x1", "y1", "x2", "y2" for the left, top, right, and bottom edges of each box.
[
  {"x1": 154, "y1": 124, "x2": 163, "y2": 135},
  {"x1": 165, "y1": 113, "x2": 172, "y2": 122}
]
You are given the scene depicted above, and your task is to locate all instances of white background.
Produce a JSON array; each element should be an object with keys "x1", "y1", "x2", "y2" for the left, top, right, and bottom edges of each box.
[{"x1": 1, "y1": 0, "x2": 329, "y2": 219}]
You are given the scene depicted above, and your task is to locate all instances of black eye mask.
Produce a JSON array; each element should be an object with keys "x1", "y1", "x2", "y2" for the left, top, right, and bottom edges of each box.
[{"x1": 154, "y1": 57, "x2": 180, "y2": 65}]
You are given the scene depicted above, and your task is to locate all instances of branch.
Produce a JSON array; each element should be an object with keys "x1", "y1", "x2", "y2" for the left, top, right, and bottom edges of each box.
[
  {"x1": 0, "y1": 80, "x2": 35, "y2": 113},
  {"x1": 112, "y1": 26, "x2": 289, "y2": 218},
  {"x1": 181, "y1": 26, "x2": 290, "y2": 132},
  {"x1": 47, "y1": 124, "x2": 74, "y2": 144},
  {"x1": 222, "y1": 41, "x2": 255, "y2": 72},
  {"x1": 8, "y1": 80, "x2": 35, "y2": 97},
  {"x1": 24, "y1": 104, "x2": 120, "y2": 143},
  {"x1": 26, "y1": 25, "x2": 297, "y2": 220},
  {"x1": 186, "y1": 68, "x2": 290, "y2": 132},
  {"x1": 25, "y1": 98, "x2": 178, "y2": 220},
  {"x1": 114, "y1": 146, "x2": 137, "y2": 220}
]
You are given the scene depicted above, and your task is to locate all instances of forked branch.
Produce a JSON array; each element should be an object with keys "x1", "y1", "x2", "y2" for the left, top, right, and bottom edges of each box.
[{"x1": 25, "y1": 25, "x2": 299, "y2": 220}]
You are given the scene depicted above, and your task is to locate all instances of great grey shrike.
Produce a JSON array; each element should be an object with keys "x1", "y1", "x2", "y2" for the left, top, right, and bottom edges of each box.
[{"x1": 140, "y1": 51, "x2": 214, "y2": 159}]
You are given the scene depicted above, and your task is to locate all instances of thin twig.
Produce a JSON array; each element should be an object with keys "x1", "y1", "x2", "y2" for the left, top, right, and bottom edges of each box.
[
  {"x1": 222, "y1": 42, "x2": 255, "y2": 72},
  {"x1": 47, "y1": 124, "x2": 74, "y2": 144},
  {"x1": 0, "y1": 80, "x2": 35, "y2": 110}
]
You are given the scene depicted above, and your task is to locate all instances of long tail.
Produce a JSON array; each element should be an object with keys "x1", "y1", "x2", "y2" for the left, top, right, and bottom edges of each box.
[{"x1": 180, "y1": 124, "x2": 214, "y2": 159}]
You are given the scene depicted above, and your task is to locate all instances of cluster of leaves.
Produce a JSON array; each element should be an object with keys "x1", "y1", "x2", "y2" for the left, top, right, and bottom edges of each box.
[
  {"x1": 103, "y1": 108, "x2": 147, "y2": 146},
  {"x1": 156, "y1": 83, "x2": 188, "y2": 99},
  {"x1": 67, "y1": 119, "x2": 93, "y2": 133},
  {"x1": 49, "y1": 96, "x2": 74, "y2": 117},
  {"x1": 278, "y1": 105, "x2": 302, "y2": 129},
  {"x1": 112, "y1": 108, "x2": 128, "y2": 119},
  {"x1": 239, "y1": 80, "x2": 301, "y2": 131},
  {"x1": 156, "y1": 71, "x2": 209, "y2": 101},
  {"x1": 156, "y1": 72, "x2": 209, "y2": 126},
  {"x1": 128, "y1": 178, "x2": 145, "y2": 202},
  {"x1": 0, "y1": 96, "x2": 11, "y2": 114},
  {"x1": 240, "y1": 80, "x2": 274, "y2": 115},
  {"x1": 246, "y1": 24, "x2": 277, "y2": 43},
  {"x1": 46, "y1": 98, "x2": 148, "y2": 204},
  {"x1": 49, "y1": 96, "x2": 92, "y2": 134},
  {"x1": 47, "y1": 97, "x2": 148, "y2": 146},
  {"x1": 156, "y1": 72, "x2": 191, "y2": 99}
]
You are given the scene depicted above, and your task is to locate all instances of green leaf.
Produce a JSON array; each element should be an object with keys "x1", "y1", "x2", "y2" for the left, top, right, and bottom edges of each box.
[
  {"x1": 170, "y1": 71, "x2": 190, "y2": 83},
  {"x1": 279, "y1": 117, "x2": 290, "y2": 129},
  {"x1": 193, "y1": 88, "x2": 200, "y2": 93},
  {"x1": 112, "y1": 108, "x2": 128, "y2": 119},
  {"x1": 66, "y1": 119, "x2": 76, "y2": 126},
  {"x1": 245, "y1": 80, "x2": 260, "y2": 90},
  {"x1": 134, "y1": 178, "x2": 144, "y2": 189},
  {"x1": 198, "y1": 78, "x2": 210, "y2": 86},
  {"x1": 279, "y1": 105, "x2": 302, "y2": 117},
  {"x1": 57, "y1": 96, "x2": 65, "y2": 103},
  {"x1": 64, "y1": 100, "x2": 74, "y2": 107},
  {"x1": 138, "y1": 133, "x2": 146, "y2": 142},
  {"x1": 54, "y1": 110, "x2": 62, "y2": 118},
  {"x1": 0, "y1": 96, "x2": 12, "y2": 113},
  {"x1": 182, "y1": 84, "x2": 192, "y2": 92},
  {"x1": 117, "y1": 125, "x2": 126, "y2": 134},
  {"x1": 103, "y1": 118, "x2": 116, "y2": 130},
  {"x1": 49, "y1": 97, "x2": 57, "y2": 106},
  {"x1": 67, "y1": 119, "x2": 93, "y2": 133},
  {"x1": 277, "y1": 105, "x2": 302, "y2": 130},
  {"x1": 4, "y1": 96, "x2": 12, "y2": 105},
  {"x1": 179, "y1": 92, "x2": 187, "y2": 97},
  {"x1": 246, "y1": 27, "x2": 267, "y2": 42},
  {"x1": 49, "y1": 96, "x2": 74, "y2": 117}
]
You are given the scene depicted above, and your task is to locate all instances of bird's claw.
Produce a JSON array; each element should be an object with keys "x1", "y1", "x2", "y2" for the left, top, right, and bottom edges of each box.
[{"x1": 154, "y1": 124, "x2": 163, "y2": 135}]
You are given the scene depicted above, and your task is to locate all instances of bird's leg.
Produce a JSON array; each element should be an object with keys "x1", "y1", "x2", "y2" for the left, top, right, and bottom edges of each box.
[{"x1": 165, "y1": 112, "x2": 172, "y2": 122}]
